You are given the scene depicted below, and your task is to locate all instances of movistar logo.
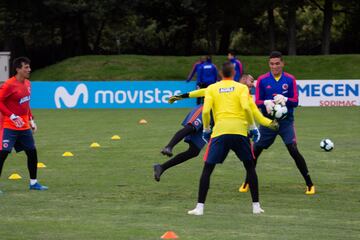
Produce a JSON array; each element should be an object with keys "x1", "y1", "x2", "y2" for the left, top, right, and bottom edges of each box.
[{"x1": 54, "y1": 83, "x2": 89, "y2": 108}]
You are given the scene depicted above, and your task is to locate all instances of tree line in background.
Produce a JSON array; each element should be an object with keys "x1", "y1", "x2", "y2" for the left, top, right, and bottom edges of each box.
[{"x1": 0, "y1": 0, "x2": 359, "y2": 70}]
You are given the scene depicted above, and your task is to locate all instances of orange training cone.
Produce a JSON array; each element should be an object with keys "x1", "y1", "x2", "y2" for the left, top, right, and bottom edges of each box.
[
  {"x1": 161, "y1": 231, "x2": 179, "y2": 239},
  {"x1": 139, "y1": 119, "x2": 148, "y2": 124}
]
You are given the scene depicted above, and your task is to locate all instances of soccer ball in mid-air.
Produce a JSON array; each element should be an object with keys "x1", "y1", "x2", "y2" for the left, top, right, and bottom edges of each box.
[
  {"x1": 320, "y1": 139, "x2": 334, "y2": 151},
  {"x1": 270, "y1": 104, "x2": 288, "y2": 119}
]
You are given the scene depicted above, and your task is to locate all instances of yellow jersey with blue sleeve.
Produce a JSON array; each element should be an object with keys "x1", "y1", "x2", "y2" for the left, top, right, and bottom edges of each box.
[
  {"x1": 202, "y1": 79, "x2": 255, "y2": 138},
  {"x1": 189, "y1": 87, "x2": 272, "y2": 128}
]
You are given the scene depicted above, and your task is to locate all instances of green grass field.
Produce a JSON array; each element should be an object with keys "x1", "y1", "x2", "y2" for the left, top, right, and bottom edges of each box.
[
  {"x1": 0, "y1": 107, "x2": 359, "y2": 239},
  {"x1": 31, "y1": 54, "x2": 360, "y2": 81}
]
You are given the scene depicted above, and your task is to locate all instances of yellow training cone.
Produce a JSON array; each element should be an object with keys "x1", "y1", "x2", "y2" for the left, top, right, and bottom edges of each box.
[
  {"x1": 37, "y1": 162, "x2": 46, "y2": 168},
  {"x1": 139, "y1": 119, "x2": 148, "y2": 124},
  {"x1": 8, "y1": 173, "x2": 22, "y2": 180},
  {"x1": 111, "y1": 135, "x2": 121, "y2": 140},
  {"x1": 90, "y1": 142, "x2": 101, "y2": 148},
  {"x1": 62, "y1": 152, "x2": 74, "y2": 157}
]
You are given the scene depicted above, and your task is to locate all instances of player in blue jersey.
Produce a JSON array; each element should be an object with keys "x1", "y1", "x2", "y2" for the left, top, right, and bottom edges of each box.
[
  {"x1": 187, "y1": 56, "x2": 218, "y2": 104},
  {"x1": 153, "y1": 104, "x2": 206, "y2": 181},
  {"x1": 239, "y1": 51, "x2": 315, "y2": 195},
  {"x1": 197, "y1": 56, "x2": 218, "y2": 89},
  {"x1": 186, "y1": 56, "x2": 206, "y2": 84},
  {"x1": 227, "y1": 51, "x2": 243, "y2": 82}
]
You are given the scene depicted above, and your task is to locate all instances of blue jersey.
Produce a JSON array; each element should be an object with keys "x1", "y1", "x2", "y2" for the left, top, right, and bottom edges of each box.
[
  {"x1": 197, "y1": 60, "x2": 218, "y2": 87},
  {"x1": 187, "y1": 60, "x2": 203, "y2": 82},
  {"x1": 230, "y1": 58, "x2": 243, "y2": 81},
  {"x1": 255, "y1": 71, "x2": 299, "y2": 121}
]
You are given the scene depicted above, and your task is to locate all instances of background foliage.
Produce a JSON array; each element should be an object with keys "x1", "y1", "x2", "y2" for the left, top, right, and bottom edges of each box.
[{"x1": 1, "y1": 0, "x2": 360, "y2": 70}]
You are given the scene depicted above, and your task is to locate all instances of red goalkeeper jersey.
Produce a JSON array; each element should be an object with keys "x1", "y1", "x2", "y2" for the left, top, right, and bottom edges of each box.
[{"x1": 0, "y1": 76, "x2": 33, "y2": 130}]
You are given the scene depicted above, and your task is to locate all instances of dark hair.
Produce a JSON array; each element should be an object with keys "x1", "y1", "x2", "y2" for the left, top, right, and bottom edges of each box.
[
  {"x1": 222, "y1": 61, "x2": 234, "y2": 77},
  {"x1": 228, "y1": 50, "x2": 236, "y2": 56},
  {"x1": 269, "y1": 51, "x2": 282, "y2": 59},
  {"x1": 13, "y1": 57, "x2": 31, "y2": 72}
]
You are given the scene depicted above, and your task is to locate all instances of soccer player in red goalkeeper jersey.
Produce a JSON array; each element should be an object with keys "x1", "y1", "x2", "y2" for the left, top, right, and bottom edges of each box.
[{"x1": 0, "y1": 57, "x2": 48, "y2": 193}]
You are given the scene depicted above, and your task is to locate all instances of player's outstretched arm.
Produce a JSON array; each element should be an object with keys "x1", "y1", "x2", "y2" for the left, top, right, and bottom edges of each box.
[
  {"x1": 250, "y1": 99, "x2": 270, "y2": 126},
  {"x1": 168, "y1": 88, "x2": 206, "y2": 104},
  {"x1": 168, "y1": 93, "x2": 188, "y2": 104},
  {"x1": 202, "y1": 90, "x2": 213, "y2": 131},
  {"x1": 189, "y1": 89, "x2": 206, "y2": 98}
]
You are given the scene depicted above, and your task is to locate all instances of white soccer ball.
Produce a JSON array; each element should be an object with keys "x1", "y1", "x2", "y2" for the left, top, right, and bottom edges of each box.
[
  {"x1": 271, "y1": 104, "x2": 287, "y2": 119},
  {"x1": 320, "y1": 139, "x2": 334, "y2": 151}
]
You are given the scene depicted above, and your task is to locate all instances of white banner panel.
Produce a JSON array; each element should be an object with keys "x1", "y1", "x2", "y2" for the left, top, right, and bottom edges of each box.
[{"x1": 297, "y1": 80, "x2": 360, "y2": 106}]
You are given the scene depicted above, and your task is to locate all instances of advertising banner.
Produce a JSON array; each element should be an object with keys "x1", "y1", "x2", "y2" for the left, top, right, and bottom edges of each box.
[
  {"x1": 296, "y1": 80, "x2": 359, "y2": 107},
  {"x1": 31, "y1": 81, "x2": 196, "y2": 109},
  {"x1": 30, "y1": 80, "x2": 359, "y2": 109}
]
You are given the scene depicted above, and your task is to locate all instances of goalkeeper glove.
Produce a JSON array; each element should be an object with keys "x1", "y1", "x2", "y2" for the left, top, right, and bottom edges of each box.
[
  {"x1": 264, "y1": 100, "x2": 275, "y2": 114},
  {"x1": 10, "y1": 114, "x2": 25, "y2": 128},
  {"x1": 268, "y1": 119, "x2": 279, "y2": 131},
  {"x1": 202, "y1": 128, "x2": 212, "y2": 143},
  {"x1": 168, "y1": 95, "x2": 183, "y2": 104},
  {"x1": 168, "y1": 93, "x2": 189, "y2": 104},
  {"x1": 30, "y1": 117, "x2": 37, "y2": 133},
  {"x1": 273, "y1": 94, "x2": 288, "y2": 106},
  {"x1": 249, "y1": 125, "x2": 261, "y2": 143}
]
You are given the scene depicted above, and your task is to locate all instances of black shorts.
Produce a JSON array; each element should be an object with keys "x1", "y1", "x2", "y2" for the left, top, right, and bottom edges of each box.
[{"x1": 203, "y1": 134, "x2": 253, "y2": 164}]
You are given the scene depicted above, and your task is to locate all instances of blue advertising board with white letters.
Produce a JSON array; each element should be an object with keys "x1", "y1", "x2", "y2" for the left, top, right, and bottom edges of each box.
[
  {"x1": 30, "y1": 80, "x2": 359, "y2": 109},
  {"x1": 31, "y1": 81, "x2": 197, "y2": 109}
]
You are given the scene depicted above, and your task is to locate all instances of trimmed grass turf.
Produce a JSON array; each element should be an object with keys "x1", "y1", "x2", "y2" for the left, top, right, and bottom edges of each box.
[
  {"x1": 31, "y1": 54, "x2": 360, "y2": 81},
  {"x1": 0, "y1": 107, "x2": 359, "y2": 239}
]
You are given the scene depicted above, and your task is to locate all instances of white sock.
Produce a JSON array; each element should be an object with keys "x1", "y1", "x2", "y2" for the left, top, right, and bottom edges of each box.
[
  {"x1": 252, "y1": 202, "x2": 260, "y2": 208},
  {"x1": 196, "y1": 203, "x2": 204, "y2": 210},
  {"x1": 30, "y1": 179, "x2": 37, "y2": 185}
]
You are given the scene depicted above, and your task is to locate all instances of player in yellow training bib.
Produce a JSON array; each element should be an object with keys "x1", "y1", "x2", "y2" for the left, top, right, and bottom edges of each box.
[{"x1": 187, "y1": 61, "x2": 265, "y2": 215}]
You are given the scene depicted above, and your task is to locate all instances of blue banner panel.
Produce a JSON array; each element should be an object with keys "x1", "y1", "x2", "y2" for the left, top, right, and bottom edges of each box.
[{"x1": 31, "y1": 81, "x2": 197, "y2": 109}]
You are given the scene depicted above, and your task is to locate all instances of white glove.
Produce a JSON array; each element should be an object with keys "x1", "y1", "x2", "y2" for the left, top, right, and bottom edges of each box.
[
  {"x1": 30, "y1": 119, "x2": 37, "y2": 133},
  {"x1": 10, "y1": 114, "x2": 25, "y2": 128},
  {"x1": 264, "y1": 100, "x2": 275, "y2": 114},
  {"x1": 273, "y1": 94, "x2": 288, "y2": 106}
]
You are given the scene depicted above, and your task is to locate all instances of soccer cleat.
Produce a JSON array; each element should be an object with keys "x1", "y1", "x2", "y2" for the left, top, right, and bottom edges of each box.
[
  {"x1": 239, "y1": 182, "x2": 249, "y2": 193},
  {"x1": 187, "y1": 208, "x2": 203, "y2": 216},
  {"x1": 305, "y1": 185, "x2": 315, "y2": 195},
  {"x1": 29, "y1": 182, "x2": 48, "y2": 191},
  {"x1": 153, "y1": 164, "x2": 163, "y2": 182},
  {"x1": 161, "y1": 147, "x2": 173, "y2": 157},
  {"x1": 253, "y1": 207, "x2": 265, "y2": 214}
]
